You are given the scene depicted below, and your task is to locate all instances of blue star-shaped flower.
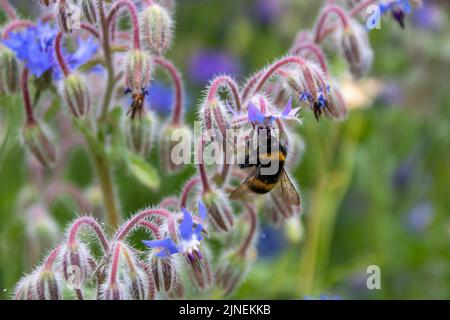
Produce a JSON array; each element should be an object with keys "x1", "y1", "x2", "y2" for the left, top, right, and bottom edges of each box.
[
  {"x1": 2, "y1": 23, "x2": 98, "y2": 78},
  {"x1": 247, "y1": 97, "x2": 300, "y2": 125},
  {"x1": 143, "y1": 201, "x2": 207, "y2": 258}
]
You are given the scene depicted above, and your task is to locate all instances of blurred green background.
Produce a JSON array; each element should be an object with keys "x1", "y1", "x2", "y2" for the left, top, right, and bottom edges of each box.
[{"x1": 1, "y1": 0, "x2": 450, "y2": 299}]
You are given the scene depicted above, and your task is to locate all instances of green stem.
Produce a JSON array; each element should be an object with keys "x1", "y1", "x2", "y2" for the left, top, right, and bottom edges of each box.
[
  {"x1": 98, "y1": 0, "x2": 115, "y2": 121},
  {"x1": 91, "y1": 152, "x2": 121, "y2": 231},
  {"x1": 298, "y1": 114, "x2": 364, "y2": 296}
]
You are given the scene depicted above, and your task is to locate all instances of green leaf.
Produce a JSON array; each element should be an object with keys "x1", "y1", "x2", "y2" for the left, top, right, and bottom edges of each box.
[{"x1": 127, "y1": 152, "x2": 160, "y2": 190}]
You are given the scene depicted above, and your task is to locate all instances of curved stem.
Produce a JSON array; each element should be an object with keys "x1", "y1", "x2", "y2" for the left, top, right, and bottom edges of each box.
[
  {"x1": 198, "y1": 137, "x2": 211, "y2": 193},
  {"x1": 21, "y1": 68, "x2": 35, "y2": 125},
  {"x1": 1, "y1": 19, "x2": 34, "y2": 39},
  {"x1": 81, "y1": 23, "x2": 100, "y2": 39},
  {"x1": 55, "y1": 31, "x2": 71, "y2": 77},
  {"x1": 241, "y1": 71, "x2": 262, "y2": 102},
  {"x1": 43, "y1": 245, "x2": 61, "y2": 271},
  {"x1": 180, "y1": 177, "x2": 201, "y2": 208},
  {"x1": 160, "y1": 196, "x2": 179, "y2": 209},
  {"x1": 138, "y1": 221, "x2": 161, "y2": 239},
  {"x1": 0, "y1": 0, "x2": 17, "y2": 20},
  {"x1": 68, "y1": 217, "x2": 109, "y2": 251},
  {"x1": 154, "y1": 57, "x2": 184, "y2": 125},
  {"x1": 115, "y1": 209, "x2": 170, "y2": 241},
  {"x1": 291, "y1": 42, "x2": 329, "y2": 74},
  {"x1": 254, "y1": 56, "x2": 307, "y2": 94},
  {"x1": 314, "y1": 5, "x2": 351, "y2": 43},
  {"x1": 208, "y1": 76, "x2": 242, "y2": 112},
  {"x1": 237, "y1": 205, "x2": 258, "y2": 257},
  {"x1": 107, "y1": 0, "x2": 141, "y2": 50},
  {"x1": 109, "y1": 242, "x2": 122, "y2": 285}
]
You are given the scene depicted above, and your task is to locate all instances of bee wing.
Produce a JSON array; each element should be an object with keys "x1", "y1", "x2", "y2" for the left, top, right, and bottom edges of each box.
[
  {"x1": 274, "y1": 169, "x2": 301, "y2": 206},
  {"x1": 229, "y1": 167, "x2": 259, "y2": 200}
]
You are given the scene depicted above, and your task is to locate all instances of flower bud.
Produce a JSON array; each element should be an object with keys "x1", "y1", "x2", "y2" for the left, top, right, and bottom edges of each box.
[
  {"x1": 264, "y1": 193, "x2": 301, "y2": 227},
  {"x1": 149, "y1": 253, "x2": 179, "y2": 294},
  {"x1": 23, "y1": 122, "x2": 56, "y2": 169},
  {"x1": 160, "y1": 123, "x2": 191, "y2": 172},
  {"x1": 339, "y1": 21, "x2": 373, "y2": 79},
  {"x1": 326, "y1": 84, "x2": 347, "y2": 121},
  {"x1": 201, "y1": 189, "x2": 234, "y2": 232},
  {"x1": 135, "y1": 262, "x2": 156, "y2": 300},
  {"x1": 61, "y1": 241, "x2": 93, "y2": 289},
  {"x1": 61, "y1": 74, "x2": 91, "y2": 118},
  {"x1": 0, "y1": 46, "x2": 20, "y2": 95},
  {"x1": 125, "y1": 111, "x2": 154, "y2": 157},
  {"x1": 185, "y1": 246, "x2": 213, "y2": 291},
  {"x1": 100, "y1": 282, "x2": 128, "y2": 300},
  {"x1": 34, "y1": 268, "x2": 63, "y2": 300},
  {"x1": 141, "y1": 4, "x2": 173, "y2": 55},
  {"x1": 14, "y1": 272, "x2": 37, "y2": 300},
  {"x1": 81, "y1": 0, "x2": 97, "y2": 25},
  {"x1": 124, "y1": 50, "x2": 152, "y2": 93},
  {"x1": 215, "y1": 249, "x2": 253, "y2": 297},
  {"x1": 56, "y1": 1, "x2": 78, "y2": 34}
]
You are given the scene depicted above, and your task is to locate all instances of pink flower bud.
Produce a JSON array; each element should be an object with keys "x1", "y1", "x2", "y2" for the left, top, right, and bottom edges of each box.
[
  {"x1": 185, "y1": 245, "x2": 213, "y2": 291},
  {"x1": 124, "y1": 111, "x2": 154, "y2": 157},
  {"x1": 13, "y1": 272, "x2": 37, "y2": 300},
  {"x1": 61, "y1": 241, "x2": 93, "y2": 289},
  {"x1": 81, "y1": 0, "x2": 97, "y2": 25},
  {"x1": 61, "y1": 74, "x2": 91, "y2": 118},
  {"x1": 201, "y1": 189, "x2": 234, "y2": 232},
  {"x1": 22, "y1": 121, "x2": 56, "y2": 169},
  {"x1": 124, "y1": 50, "x2": 152, "y2": 93},
  {"x1": 0, "y1": 46, "x2": 19, "y2": 95},
  {"x1": 149, "y1": 253, "x2": 180, "y2": 294},
  {"x1": 56, "y1": 1, "x2": 78, "y2": 34},
  {"x1": 215, "y1": 249, "x2": 253, "y2": 297},
  {"x1": 339, "y1": 20, "x2": 373, "y2": 79},
  {"x1": 141, "y1": 4, "x2": 173, "y2": 55},
  {"x1": 34, "y1": 268, "x2": 63, "y2": 300}
]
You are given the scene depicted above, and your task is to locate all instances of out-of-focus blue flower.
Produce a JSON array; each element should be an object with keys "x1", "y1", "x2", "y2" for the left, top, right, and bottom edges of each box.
[
  {"x1": 392, "y1": 157, "x2": 414, "y2": 189},
  {"x1": 412, "y1": 4, "x2": 444, "y2": 32},
  {"x1": 188, "y1": 49, "x2": 241, "y2": 86},
  {"x1": 378, "y1": 81, "x2": 404, "y2": 107},
  {"x1": 257, "y1": 224, "x2": 286, "y2": 259},
  {"x1": 2, "y1": 23, "x2": 98, "y2": 78},
  {"x1": 146, "y1": 81, "x2": 174, "y2": 116},
  {"x1": 406, "y1": 202, "x2": 434, "y2": 233},
  {"x1": 252, "y1": 0, "x2": 282, "y2": 25},
  {"x1": 143, "y1": 201, "x2": 207, "y2": 258}
]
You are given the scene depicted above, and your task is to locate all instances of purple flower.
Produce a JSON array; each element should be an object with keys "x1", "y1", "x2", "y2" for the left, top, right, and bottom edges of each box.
[
  {"x1": 257, "y1": 224, "x2": 286, "y2": 259},
  {"x1": 406, "y1": 202, "x2": 433, "y2": 233},
  {"x1": 412, "y1": 4, "x2": 444, "y2": 32},
  {"x1": 143, "y1": 201, "x2": 207, "y2": 258},
  {"x1": 247, "y1": 97, "x2": 300, "y2": 125},
  {"x1": 146, "y1": 81, "x2": 174, "y2": 116},
  {"x1": 253, "y1": 0, "x2": 282, "y2": 25},
  {"x1": 2, "y1": 23, "x2": 98, "y2": 78},
  {"x1": 188, "y1": 49, "x2": 241, "y2": 86}
]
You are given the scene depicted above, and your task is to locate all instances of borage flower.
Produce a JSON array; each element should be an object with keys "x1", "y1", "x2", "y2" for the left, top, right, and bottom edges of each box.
[
  {"x1": 247, "y1": 97, "x2": 301, "y2": 126},
  {"x1": 143, "y1": 202, "x2": 212, "y2": 290},
  {"x1": 2, "y1": 22, "x2": 98, "y2": 78}
]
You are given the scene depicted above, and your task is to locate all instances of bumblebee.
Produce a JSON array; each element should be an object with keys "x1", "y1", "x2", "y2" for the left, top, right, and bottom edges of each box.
[
  {"x1": 125, "y1": 87, "x2": 148, "y2": 119},
  {"x1": 230, "y1": 128, "x2": 300, "y2": 206}
]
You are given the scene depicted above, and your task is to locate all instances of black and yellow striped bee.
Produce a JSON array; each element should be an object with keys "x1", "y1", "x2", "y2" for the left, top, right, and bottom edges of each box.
[{"x1": 230, "y1": 128, "x2": 300, "y2": 206}]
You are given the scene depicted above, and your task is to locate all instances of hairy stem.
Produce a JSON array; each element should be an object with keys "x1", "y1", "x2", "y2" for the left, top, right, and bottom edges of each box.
[
  {"x1": 68, "y1": 217, "x2": 109, "y2": 251},
  {"x1": 154, "y1": 57, "x2": 184, "y2": 125},
  {"x1": 55, "y1": 32, "x2": 71, "y2": 77}
]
